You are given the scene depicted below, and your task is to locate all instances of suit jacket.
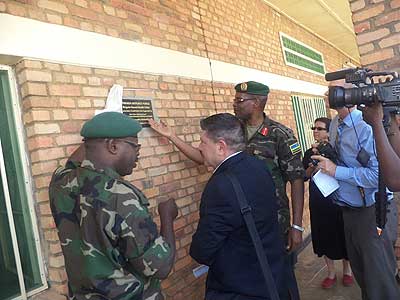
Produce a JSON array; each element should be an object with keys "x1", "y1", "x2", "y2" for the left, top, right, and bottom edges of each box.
[{"x1": 190, "y1": 152, "x2": 289, "y2": 299}]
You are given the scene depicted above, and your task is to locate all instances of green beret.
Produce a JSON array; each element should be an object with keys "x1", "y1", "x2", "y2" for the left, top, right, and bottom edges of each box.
[
  {"x1": 81, "y1": 112, "x2": 142, "y2": 138},
  {"x1": 234, "y1": 81, "x2": 270, "y2": 96}
]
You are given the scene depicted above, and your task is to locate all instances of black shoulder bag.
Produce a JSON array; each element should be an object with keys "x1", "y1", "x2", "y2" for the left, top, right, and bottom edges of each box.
[{"x1": 225, "y1": 172, "x2": 280, "y2": 300}]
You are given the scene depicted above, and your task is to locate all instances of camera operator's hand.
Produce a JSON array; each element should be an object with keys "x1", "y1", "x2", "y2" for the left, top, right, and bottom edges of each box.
[
  {"x1": 311, "y1": 155, "x2": 337, "y2": 177},
  {"x1": 359, "y1": 102, "x2": 383, "y2": 127}
]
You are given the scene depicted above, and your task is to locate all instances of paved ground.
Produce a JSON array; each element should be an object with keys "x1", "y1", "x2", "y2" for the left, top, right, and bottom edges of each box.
[{"x1": 295, "y1": 242, "x2": 361, "y2": 300}]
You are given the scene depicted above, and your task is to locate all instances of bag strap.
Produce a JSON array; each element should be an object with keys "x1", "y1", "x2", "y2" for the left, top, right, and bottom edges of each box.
[{"x1": 225, "y1": 171, "x2": 280, "y2": 300}]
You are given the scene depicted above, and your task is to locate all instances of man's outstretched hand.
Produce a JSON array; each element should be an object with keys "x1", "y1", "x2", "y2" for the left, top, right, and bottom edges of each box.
[{"x1": 149, "y1": 119, "x2": 175, "y2": 138}]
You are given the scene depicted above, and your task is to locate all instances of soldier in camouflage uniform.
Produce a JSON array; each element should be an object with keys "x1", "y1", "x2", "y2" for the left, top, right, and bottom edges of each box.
[
  {"x1": 233, "y1": 81, "x2": 304, "y2": 244},
  {"x1": 50, "y1": 112, "x2": 178, "y2": 300}
]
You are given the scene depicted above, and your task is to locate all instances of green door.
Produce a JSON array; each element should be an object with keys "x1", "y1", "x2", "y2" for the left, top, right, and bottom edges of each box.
[{"x1": 0, "y1": 69, "x2": 46, "y2": 299}]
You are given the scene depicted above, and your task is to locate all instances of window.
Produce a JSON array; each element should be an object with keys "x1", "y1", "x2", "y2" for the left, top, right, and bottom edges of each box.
[
  {"x1": 292, "y1": 94, "x2": 327, "y2": 155},
  {"x1": 280, "y1": 33, "x2": 326, "y2": 76},
  {"x1": 0, "y1": 68, "x2": 47, "y2": 300}
]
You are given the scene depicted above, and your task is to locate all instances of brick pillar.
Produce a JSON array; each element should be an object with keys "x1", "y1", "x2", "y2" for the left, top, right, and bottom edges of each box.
[
  {"x1": 349, "y1": 0, "x2": 400, "y2": 267},
  {"x1": 350, "y1": 0, "x2": 400, "y2": 71}
]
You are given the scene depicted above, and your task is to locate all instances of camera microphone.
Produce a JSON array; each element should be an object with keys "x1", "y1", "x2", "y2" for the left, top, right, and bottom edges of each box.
[{"x1": 325, "y1": 68, "x2": 357, "y2": 81}]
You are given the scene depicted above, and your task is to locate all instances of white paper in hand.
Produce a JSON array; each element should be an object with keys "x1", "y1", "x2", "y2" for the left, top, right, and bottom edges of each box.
[{"x1": 312, "y1": 170, "x2": 340, "y2": 197}]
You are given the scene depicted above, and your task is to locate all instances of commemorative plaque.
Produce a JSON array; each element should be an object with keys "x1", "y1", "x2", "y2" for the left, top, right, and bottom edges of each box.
[{"x1": 122, "y1": 97, "x2": 156, "y2": 127}]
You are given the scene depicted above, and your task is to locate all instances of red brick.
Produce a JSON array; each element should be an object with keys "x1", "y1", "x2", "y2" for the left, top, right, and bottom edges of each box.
[
  {"x1": 28, "y1": 136, "x2": 55, "y2": 150},
  {"x1": 49, "y1": 255, "x2": 65, "y2": 268},
  {"x1": 46, "y1": 13, "x2": 63, "y2": 24},
  {"x1": 391, "y1": 0, "x2": 400, "y2": 9},
  {"x1": 375, "y1": 11, "x2": 400, "y2": 26},
  {"x1": 49, "y1": 242, "x2": 62, "y2": 254},
  {"x1": 39, "y1": 202, "x2": 52, "y2": 215},
  {"x1": 63, "y1": 65, "x2": 92, "y2": 74},
  {"x1": 354, "y1": 21, "x2": 370, "y2": 34},
  {"x1": 44, "y1": 230, "x2": 59, "y2": 241},
  {"x1": 173, "y1": 217, "x2": 187, "y2": 230},
  {"x1": 69, "y1": 5, "x2": 98, "y2": 20},
  {"x1": 23, "y1": 110, "x2": 51, "y2": 123},
  {"x1": 37, "y1": 0, "x2": 68, "y2": 14},
  {"x1": 27, "y1": 123, "x2": 60, "y2": 137},
  {"x1": 55, "y1": 134, "x2": 82, "y2": 146},
  {"x1": 361, "y1": 48, "x2": 394, "y2": 65},
  {"x1": 378, "y1": 34, "x2": 400, "y2": 48},
  {"x1": 49, "y1": 84, "x2": 81, "y2": 96},
  {"x1": 89, "y1": 0, "x2": 103, "y2": 12},
  {"x1": 61, "y1": 121, "x2": 83, "y2": 133},
  {"x1": 356, "y1": 28, "x2": 390, "y2": 45},
  {"x1": 174, "y1": 256, "x2": 192, "y2": 272},
  {"x1": 64, "y1": 16, "x2": 80, "y2": 28},
  {"x1": 32, "y1": 160, "x2": 59, "y2": 176},
  {"x1": 82, "y1": 87, "x2": 108, "y2": 97},
  {"x1": 75, "y1": 0, "x2": 88, "y2": 8},
  {"x1": 70, "y1": 110, "x2": 94, "y2": 120},
  {"x1": 40, "y1": 216, "x2": 56, "y2": 229},
  {"x1": 359, "y1": 43, "x2": 374, "y2": 55},
  {"x1": 109, "y1": 0, "x2": 151, "y2": 16},
  {"x1": 53, "y1": 109, "x2": 69, "y2": 120},
  {"x1": 352, "y1": 4, "x2": 385, "y2": 22},
  {"x1": 59, "y1": 97, "x2": 76, "y2": 108},
  {"x1": 35, "y1": 189, "x2": 50, "y2": 202},
  {"x1": 31, "y1": 147, "x2": 65, "y2": 163},
  {"x1": 48, "y1": 268, "x2": 67, "y2": 283},
  {"x1": 20, "y1": 69, "x2": 52, "y2": 83},
  {"x1": 8, "y1": 2, "x2": 27, "y2": 16},
  {"x1": 21, "y1": 82, "x2": 48, "y2": 97}
]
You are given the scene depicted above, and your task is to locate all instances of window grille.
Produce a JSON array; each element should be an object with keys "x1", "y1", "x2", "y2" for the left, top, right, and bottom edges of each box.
[{"x1": 291, "y1": 95, "x2": 327, "y2": 155}]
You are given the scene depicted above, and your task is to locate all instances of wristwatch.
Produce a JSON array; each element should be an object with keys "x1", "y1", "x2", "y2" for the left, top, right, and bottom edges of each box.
[{"x1": 292, "y1": 224, "x2": 305, "y2": 232}]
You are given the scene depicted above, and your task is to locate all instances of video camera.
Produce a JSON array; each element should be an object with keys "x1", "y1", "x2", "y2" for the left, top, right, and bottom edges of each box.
[{"x1": 325, "y1": 68, "x2": 400, "y2": 109}]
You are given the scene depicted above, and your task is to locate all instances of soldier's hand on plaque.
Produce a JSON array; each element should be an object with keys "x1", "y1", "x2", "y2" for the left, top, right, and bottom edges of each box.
[{"x1": 149, "y1": 119, "x2": 175, "y2": 139}]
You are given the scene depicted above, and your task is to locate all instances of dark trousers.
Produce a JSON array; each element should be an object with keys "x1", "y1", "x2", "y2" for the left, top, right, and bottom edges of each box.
[{"x1": 341, "y1": 205, "x2": 400, "y2": 300}]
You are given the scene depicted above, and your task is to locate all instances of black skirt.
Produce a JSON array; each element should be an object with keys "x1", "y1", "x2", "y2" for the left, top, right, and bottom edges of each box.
[{"x1": 303, "y1": 148, "x2": 348, "y2": 260}]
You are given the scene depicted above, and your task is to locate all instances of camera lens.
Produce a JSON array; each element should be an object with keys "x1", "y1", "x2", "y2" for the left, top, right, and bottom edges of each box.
[
  {"x1": 328, "y1": 85, "x2": 376, "y2": 108},
  {"x1": 328, "y1": 86, "x2": 345, "y2": 108}
]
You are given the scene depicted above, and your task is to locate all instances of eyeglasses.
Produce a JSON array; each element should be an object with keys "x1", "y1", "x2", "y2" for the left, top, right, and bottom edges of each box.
[
  {"x1": 233, "y1": 97, "x2": 257, "y2": 104},
  {"x1": 311, "y1": 126, "x2": 327, "y2": 131},
  {"x1": 120, "y1": 139, "x2": 141, "y2": 149}
]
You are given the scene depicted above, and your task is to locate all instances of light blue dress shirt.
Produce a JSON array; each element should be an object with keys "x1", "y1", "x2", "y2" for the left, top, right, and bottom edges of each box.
[{"x1": 330, "y1": 109, "x2": 382, "y2": 207}]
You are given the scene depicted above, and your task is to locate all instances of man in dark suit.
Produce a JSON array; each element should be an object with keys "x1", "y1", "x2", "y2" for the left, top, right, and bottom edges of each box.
[{"x1": 189, "y1": 113, "x2": 296, "y2": 300}]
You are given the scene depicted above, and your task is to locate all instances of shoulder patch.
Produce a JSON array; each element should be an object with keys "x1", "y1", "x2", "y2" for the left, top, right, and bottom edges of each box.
[{"x1": 289, "y1": 142, "x2": 301, "y2": 155}]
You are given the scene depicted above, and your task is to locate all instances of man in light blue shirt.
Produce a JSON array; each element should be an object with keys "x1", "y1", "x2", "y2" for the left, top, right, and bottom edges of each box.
[{"x1": 313, "y1": 101, "x2": 400, "y2": 299}]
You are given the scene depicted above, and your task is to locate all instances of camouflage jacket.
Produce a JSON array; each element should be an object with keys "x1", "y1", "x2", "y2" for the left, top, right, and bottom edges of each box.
[
  {"x1": 49, "y1": 160, "x2": 172, "y2": 300},
  {"x1": 245, "y1": 115, "x2": 305, "y2": 235}
]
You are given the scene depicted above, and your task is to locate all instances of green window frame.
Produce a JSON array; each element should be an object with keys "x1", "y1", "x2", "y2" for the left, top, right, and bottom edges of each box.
[
  {"x1": 292, "y1": 94, "x2": 327, "y2": 155},
  {"x1": 280, "y1": 32, "x2": 326, "y2": 76}
]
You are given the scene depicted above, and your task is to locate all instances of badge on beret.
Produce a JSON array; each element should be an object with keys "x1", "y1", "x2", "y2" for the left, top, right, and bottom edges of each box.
[
  {"x1": 289, "y1": 142, "x2": 301, "y2": 155},
  {"x1": 240, "y1": 82, "x2": 248, "y2": 92},
  {"x1": 260, "y1": 126, "x2": 268, "y2": 136}
]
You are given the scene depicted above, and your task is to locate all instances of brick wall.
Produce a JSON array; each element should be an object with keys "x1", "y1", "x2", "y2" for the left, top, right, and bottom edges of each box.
[
  {"x1": 1, "y1": 0, "x2": 349, "y2": 78},
  {"x1": 16, "y1": 59, "x2": 307, "y2": 299},
  {"x1": 350, "y1": 0, "x2": 400, "y2": 71},
  {"x1": 2, "y1": 1, "x2": 354, "y2": 299}
]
